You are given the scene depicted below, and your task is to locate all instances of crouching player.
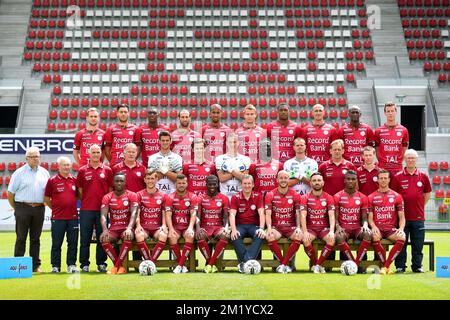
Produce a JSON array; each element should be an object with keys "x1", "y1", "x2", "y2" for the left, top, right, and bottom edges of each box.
[
  {"x1": 165, "y1": 174, "x2": 199, "y2": 273},
  {"x1": 135, "y1": 169, "x2": 168, "y2": 264},
  {"x1": 265, "y1": 171, "x2": 303, "y2": 273},
  {"x1": 368, "y1": 169, "x2": 406, "y2": 275},
  {"x1": 196, "y1": 175, "x2": 230, "y2": 273},
  {"x1": 100, "y1": 173, "x2": 138, "y2": 274},
  {"x1": 334, "y1": 170, "x2": 372, "y2": 272},
  {"x1": 300, "y1": 172, "x2": 336, "y2": 274}
]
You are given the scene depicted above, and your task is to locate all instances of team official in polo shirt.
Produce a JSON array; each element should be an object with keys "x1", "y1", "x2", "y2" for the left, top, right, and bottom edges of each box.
[
  {"x1": 113, "y1": 143, "x2": 146, "y2": 193},
  {"x1": 7, "y1": 146, "x2": 50, "y2": 273},
  {"x1": 391, "y1": 149, "x2": 432, "y2": 273},
  {"x1": 44, "y1": 156, "x2": 79, "y2": 273},
  {"x1": 76, "y1": 144, "x2": 113, "y2": 273}
]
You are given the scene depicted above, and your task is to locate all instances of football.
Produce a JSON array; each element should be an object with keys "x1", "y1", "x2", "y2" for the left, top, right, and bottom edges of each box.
[
  {"x1": 340, "y1": 260, "x2": 358, "y2": 276},
  {"x1": 139, "y1": 260, "x2": 157, "y2": 276},
  {"x1": 244, "y1": 260, "x2": 262, "y2": 275}
]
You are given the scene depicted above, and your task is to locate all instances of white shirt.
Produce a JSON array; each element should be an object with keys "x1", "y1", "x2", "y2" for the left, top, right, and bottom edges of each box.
[
  {"x1": 8, "y1": 164, "x2": 50, "y2": 203},
  {"x1": 148, "y1": 151, "x2": 182, "y2": 194},
  {"x1": 283, "y1": 156, "x2": 318, "y2": 195},
  {"x1": 215, "y1": 153, "x2": 251, "y2": 199}
]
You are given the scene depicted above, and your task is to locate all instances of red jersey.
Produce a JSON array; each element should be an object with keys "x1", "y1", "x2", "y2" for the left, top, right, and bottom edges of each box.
[
  {"x1": 302, "y1": 123, "x2": 338, "y2": 165},
  {"x1": 337, "y1": 123, "x2": 375, "y2": 167},
  {"x1": 136, "y1": 189, "x2": 167, "y2": 231},
  {"x1": 101, "y1": 190, "x2": 138, "y2": 231},
  {"x1": 334, "y1": 190, "x2": 369, "y2": 230},
  {"x1": 104, "y1": 123, "x2": 141, "y2": 167},
  {"x1": 301, "y1": 191, "x2": 335, "y2": 229},
  {"x1": 318, "y1": 160, "x2": 356, "y2": 196},
  {"x1": 357, "y1": 165, "x2": 380, "y2": 196},
  {"x1": 201, "y1": 123, "x2": 232, "y2": 163},
  {"x1": 368, "y1": 189, "x2": 404, "y2": 230},
  {"x1": 112, "y1": 161, "x2": 146, "y2": 193},
  {"x1": 45, "y1": 174, "x2": 78, "y2": 220},
  {"x1": 235, "y1": 124, "x2": 267, "y2": 163},
  {"x1": 76, "y1": 164, "x2": 113, "y2": 211},
  {"x1": 165, "y1": 192, "x2": 199, "y2": 230},
  {"x1": 249, "y1": 161, "x2": 283, "y2": 196},
  {"x1": 391, "y1": 168, "x2": 432, "y2": 221},
  {"x1": 265, "y1": 188, "x2": 301, "y2": 228},
  {"x1": 230, "y1": 191, "x2": 264, "y2": 225},
  {"x1": 266, "y1": 120, "x2": 301, "y2": 163},
  {"x1": 139, "y1": 123, "x2": 170, "y2": 167},
  {"x1": 73, "y1": 128, "x2": 105, "y2": 167},
  {"x1": 198, "y1": 193, "x2": 229, "y2": 228},
  {"x1": 171, "y1": 129, "x2": 201, "y2": 164},
  {"x1": 183, "y1": 162, "x2": 216, "y2": 196},
  {"x1": 374, "y1": 124, "x2": 409, "y2": 171}
]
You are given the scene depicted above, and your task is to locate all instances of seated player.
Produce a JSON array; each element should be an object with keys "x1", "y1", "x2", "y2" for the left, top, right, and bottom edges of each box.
[
  {"x1": 100, "y1": 173, "x2": 138, "y2": 274},
  {"x1": 134, "y1": 169, "x2": 168, "y2": 264},
  {"x1": 334, "y1": 170, "x2": 372, "y2": 272},
  {"x1": 300, "y1": 172, "x2": 336, "y2": 274},
  {"x1": 265, "y1": 171, "x2": 303, "y2": 273},
  {"x1": 368, "y1": 169, "x2": 406, "y2": 275},
  {"x1": 165, "y1": 174, "x2": 199, "y2": 274},
  {"x1": 196, "y1": 175, "x2": 230, "y2": 273}
]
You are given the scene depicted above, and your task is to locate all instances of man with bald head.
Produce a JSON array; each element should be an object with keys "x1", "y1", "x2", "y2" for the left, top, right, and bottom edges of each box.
[{"x1": 139, "y1": 107, "x2": 170, "y2": 167}]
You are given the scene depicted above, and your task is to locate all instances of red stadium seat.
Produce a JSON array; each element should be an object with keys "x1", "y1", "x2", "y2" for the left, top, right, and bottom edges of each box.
[
  {"x1": 429, "y1": 161, "x2": 439, "y2": 170},
  {"x1": 432, "y1": 175, "x2": 442, "y2": 185},
  {"x1": 435, "y1": 189, "x2": 445, "y2": 198},
  {"x1": 440, "y1": 161, "x2": 448, "y2": 171},
  {"x1": 443, "y1": 176, "x2": 450, "y2": 185}
]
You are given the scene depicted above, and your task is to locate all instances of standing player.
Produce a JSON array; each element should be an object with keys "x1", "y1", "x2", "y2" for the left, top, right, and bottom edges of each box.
[
  {"x1": 302, "y1": 104, "x2": 338, "y2": 165},
  {"x1": 266, "y1": 104, "x2": 302, "y2": 164},
  {"x1": 148, "y1": 131, "x2": 183, "y2": 194},
  {"x1": 112, "y1": 143, "x2": 146, "y2": 193},
  {"x1": 165, "y1": 174, "x2": 199, "y2": 274},
  {"x1": 99, "y1": 173, "x2": 138, "y2": 275},
  {"x1": 235, "y1": 104, "x2": 267, "y2": 163},
  {"x1": 284, "y1": 138, "x2": 318, "y2": 196},
  {"x1": 357, "y1": 146, "x2": 380, "y2": 196},
  {"x1": 196, "y1": 175, "x2": 230, "y2": 273},
  {"x1": 183, "y1": 138, "x2": 216, "y2": 196},
  {"x1": 374, "y1": 102, "x2": 409, "y2": 176},
  {"x1": 300, "y1": 173, "x2": 336, "y2": 274},
  {"x1": 134, "y1": 169, "x2": 168, "y2": 264},
  {"x1": 229, "y1": 175, "x2": 266, "y2": 273},
  {"x1": 265, "y1": 171, "x2": 303, "y2": 273},
  {"x1": 334, "y1": 171, "x2": 372, "y2": 269},
  {"x1": 215, "y1": 134, "x2": 251, "y2": 200},
  {"x1": 73, "y1": 107, "x2": 105, "y2": 167},
  {"x1": 139, "y1": 108, "x2": 170, "y2": 167},
  {"x1": 337, "y1": 105, "x2": 375, "y2": 167},
  {"x1": 171, "y1": 109, "x2": 201, "y2": 164},
  {"x1": 104, "y1": 104, "x2": 141, "y2": 167},
  {"x1": 368, "y1": 169, "x2": 406, "y2": 275},
  {"x1": 76, "y1": 144, "x2": 113, "y2": 273},
  {"x1": 201, "y1": 104, "x2": 232, "y2": 163}
]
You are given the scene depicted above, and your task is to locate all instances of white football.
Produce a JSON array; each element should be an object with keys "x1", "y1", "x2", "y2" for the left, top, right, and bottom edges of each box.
[
  {"x1": 244, "y1": 260, "x2": 262, "y2": 275},
  {"x1": 139, "y1": 260, "x2": 157, "y2": 276},
  {"x1": 340, "y1": 260, "x2": 358, "y2": 276}
]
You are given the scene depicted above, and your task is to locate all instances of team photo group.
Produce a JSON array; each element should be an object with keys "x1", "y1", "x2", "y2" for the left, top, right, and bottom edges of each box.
[{"x1": 6, "y1": 100, "x2": 431, "y2": 277}]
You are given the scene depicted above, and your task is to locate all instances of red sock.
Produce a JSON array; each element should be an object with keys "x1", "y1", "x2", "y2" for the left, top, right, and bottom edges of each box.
[
  {"x1": 136, "y1": 241, "x2": 151, "y2": 261},
  {"x1": 316, "y1": 244, "x2": 334, "y2": 266},
  {"x1": 208, "y1": 238, "x2": 228, "y2": 266},
  {"x1": 355, "y1": 239, "x2": 371, "y2": 266},
  {"x1": 115, "y1": 240, "x2": 132, "y2": 268},
  {"x1": 282, "y1": 240, "x2": 301, "y2": 265},
  {"x1": 372, "y1": 241, "x2": 386, "y2": 264},
  {"x1": 304, "y1": 244, "x2": 317, "y2": 265},
  {"x1": 178, "y1": 242, "x2": 194, "y2": 267},
  {"x1": 339, "y1": 242, "x2": 355, "y2": 262},
  {"x1": 101, "y1": 242, "x2": 117, "y2": 264},
  {"x1": 150, "y1": 241, "x2": 166, "y2": 262},
  {"x1": 385, "y1": 240, "x2": 405, "y2": 268},
  {"x1": 197, "y1": 239, "x2": 211, "y2": 260},
  {"x1": 170, "y1": 243, "x2": 181, "y2": 263},
  {"x1": 268, "y1": 240, "x2": 283, "y2": 262}
]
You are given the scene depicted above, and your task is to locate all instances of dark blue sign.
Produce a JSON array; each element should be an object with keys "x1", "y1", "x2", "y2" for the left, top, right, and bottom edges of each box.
[{"x1": 0, "y1": 135, "x2": 74, "y2": 154}]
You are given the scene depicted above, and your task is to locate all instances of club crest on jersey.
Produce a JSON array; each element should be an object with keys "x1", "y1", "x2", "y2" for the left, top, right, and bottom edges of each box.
[
  {"x1": 255, "y1": 133, "x2": 260, "y2": 138},
  {"x1": 324, "y1": 131, "x2": 329, "y2": 135},
  {"x1": 136, "y1": 172, "x2": 141, "y2": 177},
  {"x1": 417, "y1": 181, "x2": 423, "y2": 187},
  {"x1": 321, "y1": 201, "x2": 327, "y2": 207},
  {"x1": 388, "y1": 198, "x2": 394, "y2": 203},
  {"x1": 342, "y1": 169, "x2": 347, "y2": 175},
  {"x1": 129, "y1": 131, "x2": 134, "y2": 135},
  {"x1": 156, "y1": 199, "x2": 162, "y2": 204},
  {"x1": 360, "y1": 131, "x2": 366, "y2": 136},
  {"x1": 373, "y1": 176, "x2": 378, "y2": 182},
  {"x1": 251, "y1": 205, "x2": 256, "y2": 210},
  {"x1": 288, "y1": 199, "x2": 293, "y2": 204},
  {"x1": 396, "y1": 131, "x2": 402, "y2": 136},
  {"x1": 189, "y1": 137, "x2": 193, "y2": 142},
  {"x1": 100, "y1": 173, "x2": 105, "y2": 178},
  {"x1": 185, "y1": 201, "x2": 190, "y2": 206},
  {"x1": 265, "y1": 205, "x2": 269, "y2": 209},
  {"x1": 97, "y1": 136, "x2": 102, "y2": 140},
  {"x1": 220, "y1": 132, "x2": 225, "y2": 137},
  {"x1": 216, "y1": 202, "x2": 222, "y2": 207},
  {"x1": 355, "y1": 200, "x2": 361, "y2": 205},
  {"x1": 289, "y1": 130, "x2": 293, "y2": 134},
  {"x1": 272, "y1": 165, "x2": 278, "y2": 171},
  {"x1": 205, "y1": 167, "x2": 210, "y2": 172},
  {"x1": 123, "y1": 201, "x2": 129, "y2": 206},
  {"x1": 72, "y1": 185, "x2": 76, "y2": 191}
]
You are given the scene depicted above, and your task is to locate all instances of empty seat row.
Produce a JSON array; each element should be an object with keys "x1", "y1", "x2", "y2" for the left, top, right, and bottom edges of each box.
[
  {"x1": 399, "y1": 8, "x2": 450, "y2": 18},
  {"x1": 429, "y1": 161, "x2": 449, "y2": 170},
  {"x1": 401, "y1": 19, "x2": 448, "y2": 28}
]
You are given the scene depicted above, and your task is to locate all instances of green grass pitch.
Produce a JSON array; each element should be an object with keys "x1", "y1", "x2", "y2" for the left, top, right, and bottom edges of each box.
[{"x1": 0, "y1": 231, "x2": 449, "y2": 300}]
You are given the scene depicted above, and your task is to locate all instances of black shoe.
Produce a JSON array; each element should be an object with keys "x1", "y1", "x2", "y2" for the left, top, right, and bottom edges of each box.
[
  {"x1": 325, "y1": 267, "x2": 332, "y2": 272},
  {"x1": 396, "y1": 267, "x2": 406, "y2": 274},
  {"x1": 412, "y1": 268, "x2": 425, "y2": 273},
  {"x1": 357, "y1": 266, "x2": 366, "y2": 274}
]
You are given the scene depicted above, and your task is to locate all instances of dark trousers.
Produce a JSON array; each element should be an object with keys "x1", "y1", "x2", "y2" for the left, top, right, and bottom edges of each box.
[
  {"x1": 395, "y1": 220, "x2": 425, "y2": 271},
  {"x1": 232, "y1": 224, "x2": 263, "y2": 263},
  {"x1": 79, "y1": 210, "x2": 107, "y2": 267},
  {"x1": 14, "y1": 202, "x2": 45, "y2": 269},
  {"x1": 51, "y1": 219, "x2": 79, "y2": 268}
]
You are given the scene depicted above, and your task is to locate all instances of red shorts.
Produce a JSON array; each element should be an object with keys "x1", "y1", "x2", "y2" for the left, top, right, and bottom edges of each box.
[
  {"x1": 203, "y1": 226, "x2": 225, "y2": 239},
  {"x1": 109, "y1": 228, "x2": 134, "y2": 240},
  {"x1": 173, "y1": 227, "x2": 188, "y2": 236},
  {"x1": 342, "y1": 227, "x2": 363, "y2": 240},
  {"x1": 379, "y1": 228, "x2": 397, "y2": 239},
  {"x1": 308, "y1": 227, "x2": 330, "y2": 240},
  {"x1": 273, "y1": 225, "x2": 297, "y2": 238},
  {"x1": 143, "y1": 227, "x2": 159, "y2": 240}
]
